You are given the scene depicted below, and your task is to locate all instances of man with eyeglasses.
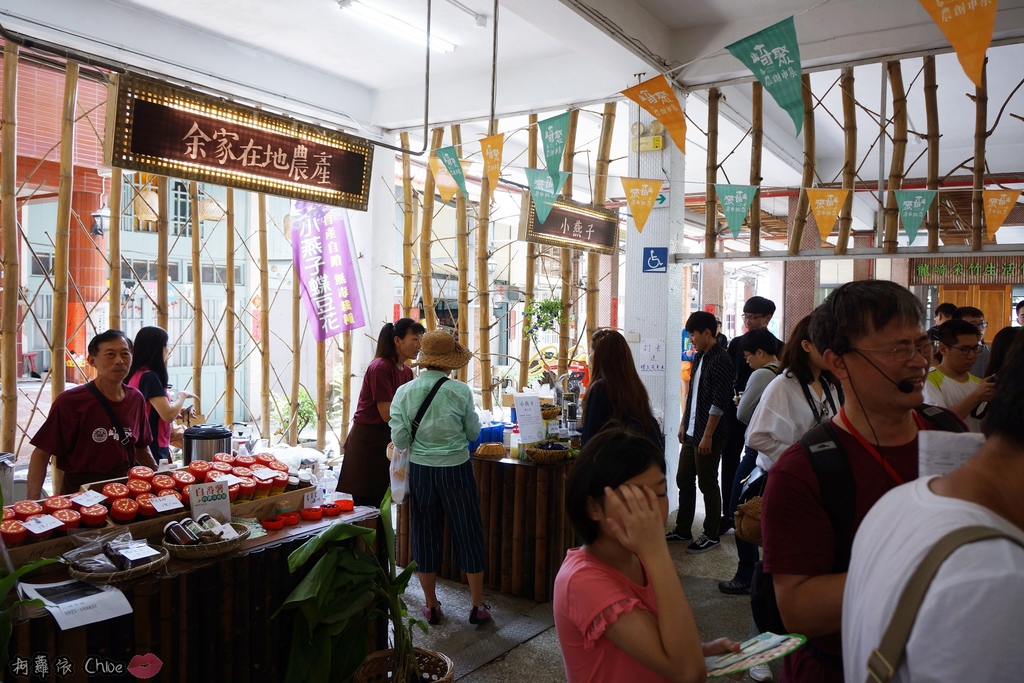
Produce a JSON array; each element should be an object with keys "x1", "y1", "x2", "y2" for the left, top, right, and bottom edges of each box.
[
  {"x1": 1016, "y1": 300, "x2": 1024, "y2": 327},
  {"x1": 952, "y1": 306, "x2": 990, "y2": 377},
  {"x1": 923, "y1": 319, "x2": 995, "y2": 433}
]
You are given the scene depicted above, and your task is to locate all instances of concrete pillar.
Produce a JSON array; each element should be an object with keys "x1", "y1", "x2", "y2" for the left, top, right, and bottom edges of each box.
[
  {"x1": 67, "y1": 189, "x2": 103, "y2": 382},
  {"x1": 700, "y1": 260, "x2": 725, "y2": 318},
  {"x1": 853, "y1": 233, "x2": 875, "y2": 280},
  {"x1": 783, "y1": 195, "x2": 820, "y2": 329}
]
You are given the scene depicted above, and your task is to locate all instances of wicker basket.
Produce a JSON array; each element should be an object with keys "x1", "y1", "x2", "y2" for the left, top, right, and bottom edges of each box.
[
  {"x1": 526, "y1": 447, "x2": 570, "y2": 465},
  {"x1": 540, "y1": 407, "x2": 561, "y2": 420},
  {"x1": 68, "y1": 546, "x2": 169, "y2": 584},
  {"x1": 162, "y1": 523, "x2": 251, "y2": 560},
  {"x1": 354, "y1": 647, "x2": 454, "y2": 683}
]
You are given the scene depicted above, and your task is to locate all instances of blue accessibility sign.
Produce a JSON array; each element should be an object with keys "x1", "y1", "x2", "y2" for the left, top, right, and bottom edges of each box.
[{"x1": 642, "y1": 247, "x2": 668, "y2": 273}]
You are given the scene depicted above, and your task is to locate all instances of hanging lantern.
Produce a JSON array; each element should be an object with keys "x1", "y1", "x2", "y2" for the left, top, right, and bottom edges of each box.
[
  {"x1": 198, "y1": 197, "x2": 226, "y2": 221},
  {"x1": 134, "y1": 189, "x2": 158, "y2": 221}
]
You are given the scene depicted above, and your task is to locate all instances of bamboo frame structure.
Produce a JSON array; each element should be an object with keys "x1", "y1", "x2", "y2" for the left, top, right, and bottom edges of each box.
[
  {"x1": 224, "y1": 189, "x2": 236, "y2": 425},
  {"x1": 557, "y1": 110, "x2": 579, "y2": 378},
  {"x1": 972, "y1": 61, "x2": 987, "y2": 251},
  {"x1": 1, "y1": 41, "x2": 18, "y2": 454},
  {"x1": 836, "y1": 68, "x2": 856, "y2": 255},
  {"x1": 924, "y1": 57, "x2": 940, "y2": 252},
  {"x1": 477, "y1": 119, "x2": 498, "y2": 410},
  {"x1": 587, "y1": 102, "x2": 616, "y2": 341},
  {"x1": 518, "y1": 115, "x2": 538, "y2": 392},
  {"x1": 400, "y1": 132, "x2": 414, "y2": 317},
  {"x1": 51, "y1": 61, "x2": 79, "y2": 397},
  {"x1": 789, "y1": 74, "x2": 815, "y2": 255},
  {"x1": 289, "y1": 215, "x2": 300, "y2": 446},
  {"x1": 882, "y1": 61, "x2": 907, "y2": 254},
  {"x1": 705, "y1": 88, "x2": 720, "y2": 259},
  {"x1": 108, "y1": 168, "x2": 123, "y2": 328},
  {"x1": 420, "y1": 128, "x2": 444, "y2": 331},
  {"x1": 258, "y1": 194, "x2": 270, "y2": 438},
  {"x1": 450, "y1": 124, "x2": 469, "y2": 383},
  {"x1": 189, "y1": 182, "x2": 203, "y2": 402},
  {"x1": 155, "y1": 176, "x2": 169, "y2": 329},
  {"x1": 749, "y1": 83, "x2": 763, "y2": 258}
]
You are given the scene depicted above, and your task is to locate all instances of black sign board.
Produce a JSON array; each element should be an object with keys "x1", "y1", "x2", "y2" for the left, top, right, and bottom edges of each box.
[
  {"x1": 518, "y1": 197, "x2": 618, "y2": 255},
  {"x1": 104, "y1": 74, "x2": 373, "y2": 210}
]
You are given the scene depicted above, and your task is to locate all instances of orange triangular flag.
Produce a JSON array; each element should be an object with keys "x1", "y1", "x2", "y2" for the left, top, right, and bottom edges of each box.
[
  {"x1": 806, "y1": 188, "x2": 850, "y2": 242},
  {"x1": 480, "y1": 133, "x2": 503, "y2": 201},
  {"x1": 428, "y1": 157, "x2": 458, "y2": 203},
  {"x1": 983, "y1": 189, "x2": 1022, "y2": 239},
  {"x1": 917, "y1": 0, "x2": 997, "y2": 87},
  {"x1": 621, "y1": 75, "x2": 687, "y2": 153},
  {"x1": 620, "y1": 178, "x2": 664, "y2": 233}
]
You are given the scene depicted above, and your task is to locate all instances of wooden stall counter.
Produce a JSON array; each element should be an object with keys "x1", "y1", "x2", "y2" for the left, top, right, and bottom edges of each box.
[
  {"x1": 396, "y1": 453, "x2": 576, "y2": 603},
  {"x1": 6, "y1": 507, "x2": 378, "y2": 683}
]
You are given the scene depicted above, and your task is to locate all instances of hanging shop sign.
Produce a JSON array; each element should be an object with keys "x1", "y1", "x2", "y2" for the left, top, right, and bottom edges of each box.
[
  {"x1": 104, "y1": 74, "x2": 373, "y2": 210},
  {"x1": 518, "y1": 197, "x2": 618, "y2": 255},
  {"x1": 909, "y1": 255, "x2": 1024, "y2": 285}
]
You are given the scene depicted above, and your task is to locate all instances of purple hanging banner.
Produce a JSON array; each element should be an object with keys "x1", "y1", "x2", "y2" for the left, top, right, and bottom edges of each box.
[{"x1": 292, "y1": 202, "x2": 366, "y2": 341}]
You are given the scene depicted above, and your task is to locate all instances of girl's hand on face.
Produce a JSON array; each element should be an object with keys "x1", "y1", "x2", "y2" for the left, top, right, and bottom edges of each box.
[{"x1": 603, "y1": 484, "x2": 666, "y2": 555}]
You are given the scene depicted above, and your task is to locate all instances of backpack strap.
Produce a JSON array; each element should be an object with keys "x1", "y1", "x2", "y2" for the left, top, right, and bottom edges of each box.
[
  {"x1": 914, "y1": 404, "x2": 967, "y2": 433},
  {"x1": 865, "y1": 526, "x2": 1024, "y2": 683},
  {"x1": 410, "y1": 377, "x2": 449, "y2": 444},
  {"x1": 800, "y1": 421, "x2": 856, "y2": 572}
]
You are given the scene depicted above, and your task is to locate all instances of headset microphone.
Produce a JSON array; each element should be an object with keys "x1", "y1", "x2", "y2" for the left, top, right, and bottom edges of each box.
[{"x1": 850, "y1": 351, "x2": 915, "y2": 394}]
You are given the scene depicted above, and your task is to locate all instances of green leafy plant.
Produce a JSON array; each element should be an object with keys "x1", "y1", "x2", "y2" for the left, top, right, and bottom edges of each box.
[
  {"x1": 523, "y1": 297, "x2": 565, "y2": 344},
  {"x1": 271, "y1": 386, "x2": 318, "y2": 437},
  {"x1": 277, "y1": 490, "x2": 425, "y2": 683}
]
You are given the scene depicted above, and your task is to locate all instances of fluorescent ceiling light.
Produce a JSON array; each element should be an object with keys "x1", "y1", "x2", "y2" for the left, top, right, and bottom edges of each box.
[{"x1": 338, "y1": 0, "x2": 457, "y2": 53}]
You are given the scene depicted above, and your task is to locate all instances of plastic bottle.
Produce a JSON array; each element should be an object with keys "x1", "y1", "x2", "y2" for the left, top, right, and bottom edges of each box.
[
  {"x1": 320, "y1": 466, "x2": 338, "y2": 503},
  {"x1": 510, "y1": 424, "x2": 521, "y2": 460}
]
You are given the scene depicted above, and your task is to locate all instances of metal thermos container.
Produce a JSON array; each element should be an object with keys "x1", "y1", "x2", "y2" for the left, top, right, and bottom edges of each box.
[{"x1": 182, "y1": 424, "x2": 232, "y2": 464}]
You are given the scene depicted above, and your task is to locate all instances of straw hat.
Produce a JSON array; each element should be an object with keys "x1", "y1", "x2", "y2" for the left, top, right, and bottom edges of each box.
[{"x1": 412, "y1": 331, "x2": 473, "y2": 370}]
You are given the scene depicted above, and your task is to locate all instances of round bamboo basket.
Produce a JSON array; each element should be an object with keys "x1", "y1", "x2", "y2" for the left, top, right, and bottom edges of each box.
[
  {"x1": 162, "y1": 523, "x2": 251, "y2": 560},
  {"x1": 354, "y1": 647, "x2": 454, "y2": 683},
  {"x1": 526, "y1": 448, "x2": 570, "y2": 465},
  {"x1": 540, "y1": 407, "x2": 561, "y2": 420},
  {"x1": 68, "y1": 546, "x2": 169, "y2": 584}
]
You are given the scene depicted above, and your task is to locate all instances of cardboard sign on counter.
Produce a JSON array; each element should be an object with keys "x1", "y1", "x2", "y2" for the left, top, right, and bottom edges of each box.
[
  {"x1": 513, "y1": 394, "x2": 545, "y2": 444},
  {"x1": 188, "y1": 481, "x2": 232, "y2": 524}
]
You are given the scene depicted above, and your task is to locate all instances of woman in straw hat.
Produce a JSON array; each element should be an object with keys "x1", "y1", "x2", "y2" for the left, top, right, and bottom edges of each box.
[{"x1": 389, "y1": 330, "x2": 491, "y2": 626}]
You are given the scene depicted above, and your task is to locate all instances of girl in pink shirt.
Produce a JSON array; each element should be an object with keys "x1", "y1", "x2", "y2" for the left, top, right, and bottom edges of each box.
[{"x1": 554, "y1": 429, "x2": 738, "y2": 683}]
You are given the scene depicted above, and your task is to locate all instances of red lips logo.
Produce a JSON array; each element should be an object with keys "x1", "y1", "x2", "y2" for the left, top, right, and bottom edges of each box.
[{"x1": 128, "y1": 653, "x2": 163, "y2": 679}]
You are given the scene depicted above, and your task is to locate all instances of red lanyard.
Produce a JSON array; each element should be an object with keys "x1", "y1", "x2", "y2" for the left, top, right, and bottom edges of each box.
[{"x1": 837, "y1": 408, "x2": 923, "y2": 486}]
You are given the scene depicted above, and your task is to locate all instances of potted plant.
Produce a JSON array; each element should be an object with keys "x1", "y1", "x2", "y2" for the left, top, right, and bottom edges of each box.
[
  {"x1": 277, "y1": 490, "x2": 453, "y2": 683},
  {"x1": 523, "y1": 296, "x2": 566, "y2": 384}
]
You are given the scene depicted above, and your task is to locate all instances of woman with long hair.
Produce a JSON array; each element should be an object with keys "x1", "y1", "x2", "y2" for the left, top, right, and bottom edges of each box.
[
  {"x1": 126, "y1": 326, "x2": 198, "y2": 464},
  {"x1": 338, "y1": 318, "x2": 425, "y2": 508},
  {"x1": 580, "y1": 329, "x2": 663, "y2": 447}
]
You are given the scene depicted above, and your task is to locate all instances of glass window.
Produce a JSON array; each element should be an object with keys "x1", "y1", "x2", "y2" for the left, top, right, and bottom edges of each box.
[{"x1": 30, "y1": 253, "x2": 53, "y2": 276}]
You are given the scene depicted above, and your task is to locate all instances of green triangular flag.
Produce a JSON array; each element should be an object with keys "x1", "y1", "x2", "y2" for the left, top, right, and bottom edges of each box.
[
  {"x1": 726, "y1": 17, "x2": 804, "y2": 136},
  {"x1": 714, "y1": 184, "x2": 758, "y2": 238},
  {"x1": 436, "y1": 145, "x2": 468, "y2": 199},
  {"x1": 893, "y1": 189, "x2": 936, "y2": 245},
  {"x1": 538, "y1": 112, "x2": 570, "y2": 187},
  {"x1": 526, "y1": 168, "x2": 568, "y2": 224}
]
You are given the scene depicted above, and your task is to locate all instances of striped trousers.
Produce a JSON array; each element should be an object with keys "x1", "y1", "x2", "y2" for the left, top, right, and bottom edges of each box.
[{"x1": 408, "y1": 460, "x2": 486, "y2": 574}]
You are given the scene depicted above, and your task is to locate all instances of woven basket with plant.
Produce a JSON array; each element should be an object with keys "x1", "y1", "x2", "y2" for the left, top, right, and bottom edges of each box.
[
  {"x1": 540, "y1": 404, "x2": 561, "y2": 420},
  {"x1": 526, "y1": 442, "x2": 570, "y2": 465}
]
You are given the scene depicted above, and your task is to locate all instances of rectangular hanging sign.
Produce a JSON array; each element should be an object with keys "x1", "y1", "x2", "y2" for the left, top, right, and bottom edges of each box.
[
  {"x1": 909, "y1": 255, "x2": 1024, "y2": 285},
  {"x1": 104, "y1": 73, "x2": 373, "y2": 210},
  {"x1": 518, "y1": 197, "x2": 618, "y2": 255}
]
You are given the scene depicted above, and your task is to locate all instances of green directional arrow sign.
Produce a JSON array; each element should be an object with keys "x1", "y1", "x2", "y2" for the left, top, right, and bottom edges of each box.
[{"x1": 656, "y1": 193, "x2": 667, "y2": 205}]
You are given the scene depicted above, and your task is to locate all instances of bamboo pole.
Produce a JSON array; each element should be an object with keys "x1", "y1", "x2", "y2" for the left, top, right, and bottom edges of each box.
[
  {"x1": 518, "y1": 115, "x2": 539, "y2": 392},
  {"x1": 972, "y1": 60, "x2": 987, "y2": 251},
  {"x1": 789, "y1": 75, "x2": 815, "y2": 255},
  {"x1": 749, "y1": 83, "x2": 763, "y2": 258},
  {"x1": 477, "y1": 119, "x2": 498, "y2": 411},
  {"x1": 588, "y1": 103, "x2": 616, "y2": 340},
  {"x1": 224, "y1": 189, "x2": 236, "y2": 425},
  {"x1": 258, "y1": 194, "x2": 271, "y2": 439},
  {"x1": 451, "y1": 124, "x2": 469, "y2": 383},
  {"x1": 836, "y1": 68, "x2": 857, "y2": 255},
  {"x1": 924, "y1": 57, "x2": 940, "y2": 253},
  {"x1": 190, "y1": 182, "x2": 203, "y2": 402},
  {"x1": 705, "y1": 88, "x2": 720, "y2": 259},
  {"x1": 882, "y1": 61, "x2": 908, "y2": 254},
  {"x1": 557, "y1": 110, "x2": 579, "y2": 378},
  {"x1": 108, "y1": 168, "x2": 123, "y2": 328},
  {"x1": 420, "y1": 128, "x2": 444, "y2": 330},
  {"x1": 317, "y1": 340, "x2": 326, "y2": 451},
  {"x1": 340, "y1": 331, "x2": 351, "y2": 444},
  {"x1": 289, "y1": 215, "x2": 300, "y2": 446},
  {"x1": 1, "y1": 41, "x2": 19, "y2": 454},
  {"x1": 400, "y1": 132, "x2": 415, "y2": 317},
  {"x1": 51, "y1": 61, "x2": 79, "y2": 397},
  {"x1": 155, "y1": 176, "x2": 169, "y2": 329}
]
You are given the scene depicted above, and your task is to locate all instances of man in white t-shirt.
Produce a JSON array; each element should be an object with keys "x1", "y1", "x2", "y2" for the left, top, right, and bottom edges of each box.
[
  {"x1": 843, "y1": 333, "x2": 1024, "y2": 683},
  {"x1": 922, "y1": 319, "x2": 994, "y2": 433}
]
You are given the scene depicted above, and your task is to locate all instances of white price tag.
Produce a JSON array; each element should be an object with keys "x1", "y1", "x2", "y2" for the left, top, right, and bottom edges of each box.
[
  {"x1": 251, "y1": 468, "x2": 278, "y2": 481},
  {"x1": 70, "y1": 490, "x2": 106, "y2": 508},
  {"x1": 188, "y1": 481, "x2": 232, "y2": 523},
  {"x1": 22, "y1": 515, "x2": 63, "y2": 534},
  {"x1": 217, "y1": 474, "x2": 244, "y2": 487},
  {"x1": 150, "y1": 495, "x2": 185, "y2": 513},
  {"x1": 303, "y1": 488, "x2": 324, "y2": 509},
  {"x1": 119, "y1": 544, "x2": 160, "y2": 561}
]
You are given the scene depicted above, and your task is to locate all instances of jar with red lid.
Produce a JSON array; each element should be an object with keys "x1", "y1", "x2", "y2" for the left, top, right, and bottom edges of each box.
[
  {"x1": 151, "y1": 475, "x2": 176, "y2": 493},
  {"x1": 171, "y1": 470, "x2": 196, "y2": 490},
  {"x1": 267, "y1": 460, "x2": 289, "y2": 473},
  {"x1": 231, "y1": 466, "x2": 253, "y2": 479},
  {"x1": 236, "y1": 477, "x2": 256, "y2": 501},
  {"x1": 110, "y1": 498, "x2": 138, "y2": 524},
  {"x1": 52, "y1": 508, "x2": 81, "y2": 532},
  {"x1": 252, "y1": 477, "x2": 273, "y2": 499},
  {"x1": 42, "y1": 496, "x2": 72, "y2": 515},
  {"x1": 227, "y1": 484, "x2": 240, "y2": 502},
  {"x1": 206, "y1": 470, "x2": 228, "y2": 484},
  {"x1": 249, "y1": 463, "x2": 268, "y2": 473},
  {"x1": 79, "y1": 504, "x2": 108, "y2": 527},
  {"x1": 101, "y1": 482, "x2": 130, "y2": 503},
  {"x1": 211, "y1": 461, "x2": 233, "y2": 474},
  {"x1": 180, "y1": 486, "x2": 191, "y2": 505},
  {"x1": 255, "y1": 453, "x2": 276, "y2": 467},
  {"x1": 0, "y1": 519, "x2": 27, "y2": 546},
  {"x1": 24, "y1": 514, "x2": 55, "y2": 541},
  {"x1": 2, "y1": 507, "x2": 14, "y2": 521},
  {"x1": 129, "y1": 466, "x2": 155, "y2": 482},
  {"x1": 234, "y1": 454, "x2": 256, "y2": 466},
  {"x1": 12, "y1": 501, "x2": 43, "y2": 521},
  {"x1": 270, "y1": 472, "x2": 289, "y2": 496},
  {"x1": 188, "y1": 460, "x2": 212, "y2": 480},
  {"x1": 213, "y1": 452, "x2": 235, "y2": 465},
  {"x1": 127, "y1": 479, "x2": 152, "y2": 498},
  {"x1": 157, "y1": 489, "x2": 183, "y2": 502},
  {"x1": 135, "y1": 493, "x2": 157, "y2": 517}
]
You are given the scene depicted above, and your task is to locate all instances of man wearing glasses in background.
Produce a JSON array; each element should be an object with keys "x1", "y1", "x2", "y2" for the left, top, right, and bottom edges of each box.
[
  {"x1": 923, "y1": 319, "x2": 995, "y2": 433},
  {"x1": 952, "y1": 306, "x2": 990, "y2": 377}
]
